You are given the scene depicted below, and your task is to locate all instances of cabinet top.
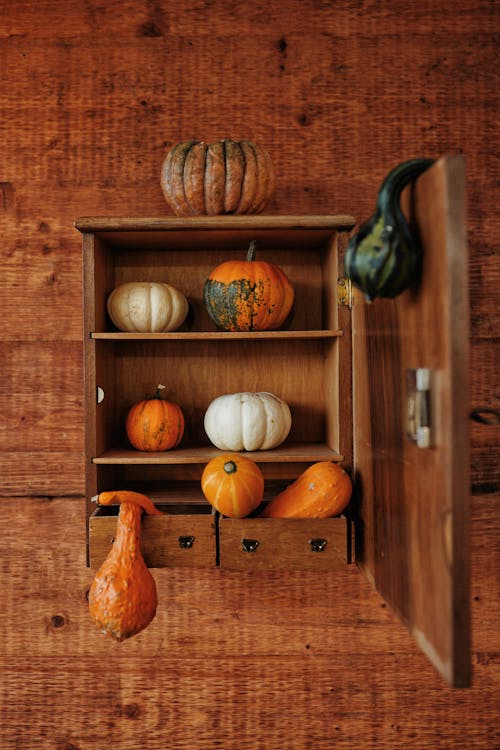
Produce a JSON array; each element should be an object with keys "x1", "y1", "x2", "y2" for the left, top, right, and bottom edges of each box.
[{"x1": 74, "y1": 214, "x2": 356, "y2": 233}]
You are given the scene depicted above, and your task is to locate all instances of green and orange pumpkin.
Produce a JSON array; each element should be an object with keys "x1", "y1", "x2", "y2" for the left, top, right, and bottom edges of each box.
[{"x1": 204, "y1": 241, "x2": 294, "y2": 331}]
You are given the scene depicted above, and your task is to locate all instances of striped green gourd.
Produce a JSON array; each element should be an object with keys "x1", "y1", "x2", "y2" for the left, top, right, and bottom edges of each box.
[{"x1": 344, "y1": 158, "x2": 435, "y2": 301}]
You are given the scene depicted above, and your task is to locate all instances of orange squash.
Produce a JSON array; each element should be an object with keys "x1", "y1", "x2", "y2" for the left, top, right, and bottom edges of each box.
[
  {"x1": 126, "y1": 385, "x2": 184, "y2": 452},
  {"x1": 160, "y1": 139, "x2": 275, "y2": 216},
  {"x1": 204, "y1": 241, "x2": 294, "y2": 331},
  {"x1": 201, "y1": 453, "x2": 264, "y2": 518},
  {"x1": 88, "y1": 490, "x2": 162, "y2": 641},
  {"x1": 261, "y1": 462, "x2": 352, "y2": 518}
]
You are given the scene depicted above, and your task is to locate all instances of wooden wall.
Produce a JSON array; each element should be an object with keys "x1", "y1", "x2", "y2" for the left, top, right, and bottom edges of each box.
[{"x1": 1, "y1": 2, "x2": 498, "y2": 747}]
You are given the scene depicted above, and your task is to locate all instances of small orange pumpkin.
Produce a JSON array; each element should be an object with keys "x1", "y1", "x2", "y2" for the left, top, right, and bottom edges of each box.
[
  {"x1": 88, "y1": 490, "x2": 162, "y2": 641},
  {"x1": 204, "y1": 241, "x2": 294, "y2": 331},
  {"x1": 201, "y1": 453, "x2": 264, "y2": 518},
  {"x1": 261, "y1": 462, "x2": 352, "y2": 518},
  {"x1": 126, "y1": 385, "x2": 184, "y2": 452},
  {"x1": 160, "y1": 139, "x2": 274, "y2": 216}
]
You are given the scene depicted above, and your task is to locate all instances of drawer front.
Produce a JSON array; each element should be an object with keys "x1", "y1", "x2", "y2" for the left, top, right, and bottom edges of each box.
[
  {"x1": 89, "y1": 513, "x2": 217, "y2": 569},
  {"x1": 219, "y1": 516, "x2": 351, "y2": 570}
]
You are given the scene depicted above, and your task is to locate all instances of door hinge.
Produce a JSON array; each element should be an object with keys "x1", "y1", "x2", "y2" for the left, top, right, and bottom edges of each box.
[
  {"x1": 338, "y1": 277, "x2": 353, "y2": 308},
  {"x1": 406, "y1": 368, "x2": 433, "y2": 448}
]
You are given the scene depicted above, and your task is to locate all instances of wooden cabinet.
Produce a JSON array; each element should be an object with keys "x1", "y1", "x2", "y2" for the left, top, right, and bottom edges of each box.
[
  {"x1": 79, "y1": 213, "x2": 356, "y2": 569},
  {"x1": 77, "y1": 155, "x2": 470, "y2": 687}
]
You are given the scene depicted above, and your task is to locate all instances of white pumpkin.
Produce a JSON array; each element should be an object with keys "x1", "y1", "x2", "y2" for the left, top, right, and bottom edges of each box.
[
  {"x1": 204, "y1": 392, "x2": 292, "y2": 451},
  {"x1": 107, "y1": 282, "x2": 189, "y2": 332}
]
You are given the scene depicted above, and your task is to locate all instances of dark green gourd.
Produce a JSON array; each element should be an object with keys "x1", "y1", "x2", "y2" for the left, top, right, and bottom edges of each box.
[{"x1": 344, "y1": 158, "x2": 435, "y2": 301}]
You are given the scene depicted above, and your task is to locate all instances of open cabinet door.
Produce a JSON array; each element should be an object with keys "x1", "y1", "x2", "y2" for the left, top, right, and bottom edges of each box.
[{"x1": 352, "y1": 155, "x2": 470, "y2": 686}]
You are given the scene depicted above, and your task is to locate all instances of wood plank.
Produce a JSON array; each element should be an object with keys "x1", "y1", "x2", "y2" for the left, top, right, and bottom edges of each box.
[
  {"x1": 0, "y1": 495, "x2": 497, "y2": 750},
  {"x1": 92, "y1": 443, "x2": 343, "y2": 464},
  {"x1": 75, "y1": 214, "x2": 356, "y2": 232},
  {"x1": 219, "y1": 516, "x2": 349, "y2": 570},
  {"x1": 89, "y1": 510, "x2": 217, "y2": 569},
  {"x1": 352, "y1": 156, "x2": 471, "y2": 686},
  {"x1": 91, "y1": 329, "x2": 343, "y2": 340}
]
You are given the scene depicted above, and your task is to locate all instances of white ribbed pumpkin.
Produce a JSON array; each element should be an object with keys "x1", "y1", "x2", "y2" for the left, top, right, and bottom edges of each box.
[
  {"x1": 204, "y1": 392, "x2": 292, "y2": 451},
  {"x1": 107, "y1": 282, "x2": 189, "y2": 332}
]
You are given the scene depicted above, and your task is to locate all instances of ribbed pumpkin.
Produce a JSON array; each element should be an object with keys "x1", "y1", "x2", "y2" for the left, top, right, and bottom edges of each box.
[
  {"x1": 107, "y1": 282, "x2": 189, "y2": 333},
  {"x1": 201, "y1": 454, "x2": 264, "y2": 518},
  {"x1": 204, "y1": 241, "x2": 294, "y2": 331},
  {"x1": 261, "y1": 461, "x2": 352, "y2": 518},
  {"x1": 126, "y1": 385, "x2": 184, "y2": 452},
  {"x1": 204, "y1": 391, "x2": 292, "y2": 451},
  {"x1": 160, "y1": 139, "x2": 275, "y2": 216},
  {"x1": 88, "y1": 490, "x2": 162, "y2": 641}
]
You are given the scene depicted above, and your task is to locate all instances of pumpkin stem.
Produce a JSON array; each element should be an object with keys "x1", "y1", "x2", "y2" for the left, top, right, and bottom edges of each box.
[
  {"x1": 153, "y1": 384, "x2": 166, "y2": 399},
  {"x1": 223, "y1": 460, "x2": 237, "y2": 475},
  {"x1": 246, "y1": 240, "x2": 258, "y2": 262}
]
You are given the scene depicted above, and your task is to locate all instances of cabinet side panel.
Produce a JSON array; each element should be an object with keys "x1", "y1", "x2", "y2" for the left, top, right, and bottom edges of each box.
[{"x1": 352, "y1": 155, "x2": 470, "y2": 686}]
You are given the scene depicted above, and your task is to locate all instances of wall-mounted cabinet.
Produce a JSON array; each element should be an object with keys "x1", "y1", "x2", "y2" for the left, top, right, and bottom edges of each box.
[{"x1": 77, "y1": 155, "x2": 470, "y2": 687}]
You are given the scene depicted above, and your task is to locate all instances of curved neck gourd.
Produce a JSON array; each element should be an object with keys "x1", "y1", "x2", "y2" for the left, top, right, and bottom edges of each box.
[{"x1": 344, "y1": 158, "x2": 434, "y2": 301}]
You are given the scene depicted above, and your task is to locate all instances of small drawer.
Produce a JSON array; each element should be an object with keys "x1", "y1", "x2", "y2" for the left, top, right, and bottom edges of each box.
[
  {"x1": 88, "y1": 504, "x2": 217, "y2": 569},
  {"x1": 218, "y1": 515, "x2": 353, "y2": 571}
]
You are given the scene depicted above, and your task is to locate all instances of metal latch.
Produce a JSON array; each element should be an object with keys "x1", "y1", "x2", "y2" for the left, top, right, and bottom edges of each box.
[
  {"x1": 406, "y1": 368, "x2": 433, "y2": 448},
  {"x1": 337, "y1": 277, "x2": 353, "y2": 308}
]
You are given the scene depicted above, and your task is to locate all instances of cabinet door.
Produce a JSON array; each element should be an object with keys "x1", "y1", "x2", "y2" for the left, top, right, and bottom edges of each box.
[{"x1": 351, "y1": 155, "x2": 470, "y2": 686}]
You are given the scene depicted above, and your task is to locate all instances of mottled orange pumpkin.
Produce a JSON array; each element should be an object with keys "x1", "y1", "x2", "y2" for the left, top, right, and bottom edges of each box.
[
  {"x1": 204, "y1": 241, "x2": 294, "y2": 331},
  {"x1": 201, "y1": 453, "x2": 264, "y2": 518},
  {"x1": 126, "y1": 385, "x2": 184, "y2": 452},
  {"x1": 160, "y1": 139, "x2": 274, "y2": 216},
  {"x1": 261, "y1": 462, "x2": 352, "y2": 518},
  {"x1": 88, "y1": 490, "x2": 162, "y2": 641}
]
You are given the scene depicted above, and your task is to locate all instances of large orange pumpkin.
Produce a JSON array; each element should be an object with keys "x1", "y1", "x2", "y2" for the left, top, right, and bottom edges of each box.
[
  {"x1": 204, "y1": 241, "x2": 294, "y2": 331},
  {"x1": 88, "y1": 490, "x2": 162, "y2": 641},
  {"x1": 160, "y1": 139, "x2": 275, "y2": 216},
  {"x1": 201, "y1": 453, "x2": 264, "y2": 518},
  {"x1": 261, "y1": 462, "x2": 352, "y2": 518},
  {"x1": 126, "y1": 385, "x2": 184, "y2": 452}
]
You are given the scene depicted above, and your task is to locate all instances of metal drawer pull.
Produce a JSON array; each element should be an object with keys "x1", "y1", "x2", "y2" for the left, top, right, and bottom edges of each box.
[
  {"x1": 242, "y1": 538, "x2": 260, "y2": 553},
  {"x1": 178, "y1": 535, "x2": 195, "y2": 549},
  {"x1": 310, "y1": 538, "x2": 328, "y2": 552}
]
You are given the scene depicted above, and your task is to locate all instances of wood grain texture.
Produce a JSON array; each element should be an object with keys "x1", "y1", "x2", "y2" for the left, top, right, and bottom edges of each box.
[
  {"x1": 0, "y1": 0, "x2": 498, "y2": 745},
  {"x1": 352, "y1": 157, "x2": 471, "y2": 686},
  {"x1": 0, "y1": 496, "x2": 498, "y2": 749}
]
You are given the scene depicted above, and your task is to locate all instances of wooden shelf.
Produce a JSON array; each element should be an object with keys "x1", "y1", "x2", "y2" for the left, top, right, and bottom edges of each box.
[
  {"x1": 92, "y1": 443, "x2": 343, "y2": 465},
  {"x1": 91, "y1": 329, "x2": 343, "y2": 341}
]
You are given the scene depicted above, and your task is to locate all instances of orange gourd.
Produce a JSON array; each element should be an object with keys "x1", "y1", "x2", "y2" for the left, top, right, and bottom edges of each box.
[
  {"x1": 204, "y1": 241, "x2": 294, "y2": 331},
  {"x1": 88, "y1": 490, "x2": 162, "y2": 641},
  {"x1": 126, "y1": 384, "x2": 184, "y2": 452},
  {"x1": 201, "y1": 453, "x2": 264, "y2": 518},
  {"x1": 261, "y1": 462, "x2": 352, "y2": 518},
  {"x1": 160, "y1": 139, "x2": 275, "y2": 216}
]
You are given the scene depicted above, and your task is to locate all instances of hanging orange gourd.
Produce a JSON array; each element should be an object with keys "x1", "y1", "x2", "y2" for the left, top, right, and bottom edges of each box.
[
  {"x1": 261, "y1": 462, "x2": 352, "y2": 518},
  {"x1": 88, "y1": 490, "x2": 162, "y2": 641},
  {"x1": 201, "y1": 453, "x2": 264, "y2": 518},
  {"x1": 126, "y1": 384, "x2": 184, "y2": 452},
  {"x1": 204, "y1": 241, "x2": 294, "y2": 331}
]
